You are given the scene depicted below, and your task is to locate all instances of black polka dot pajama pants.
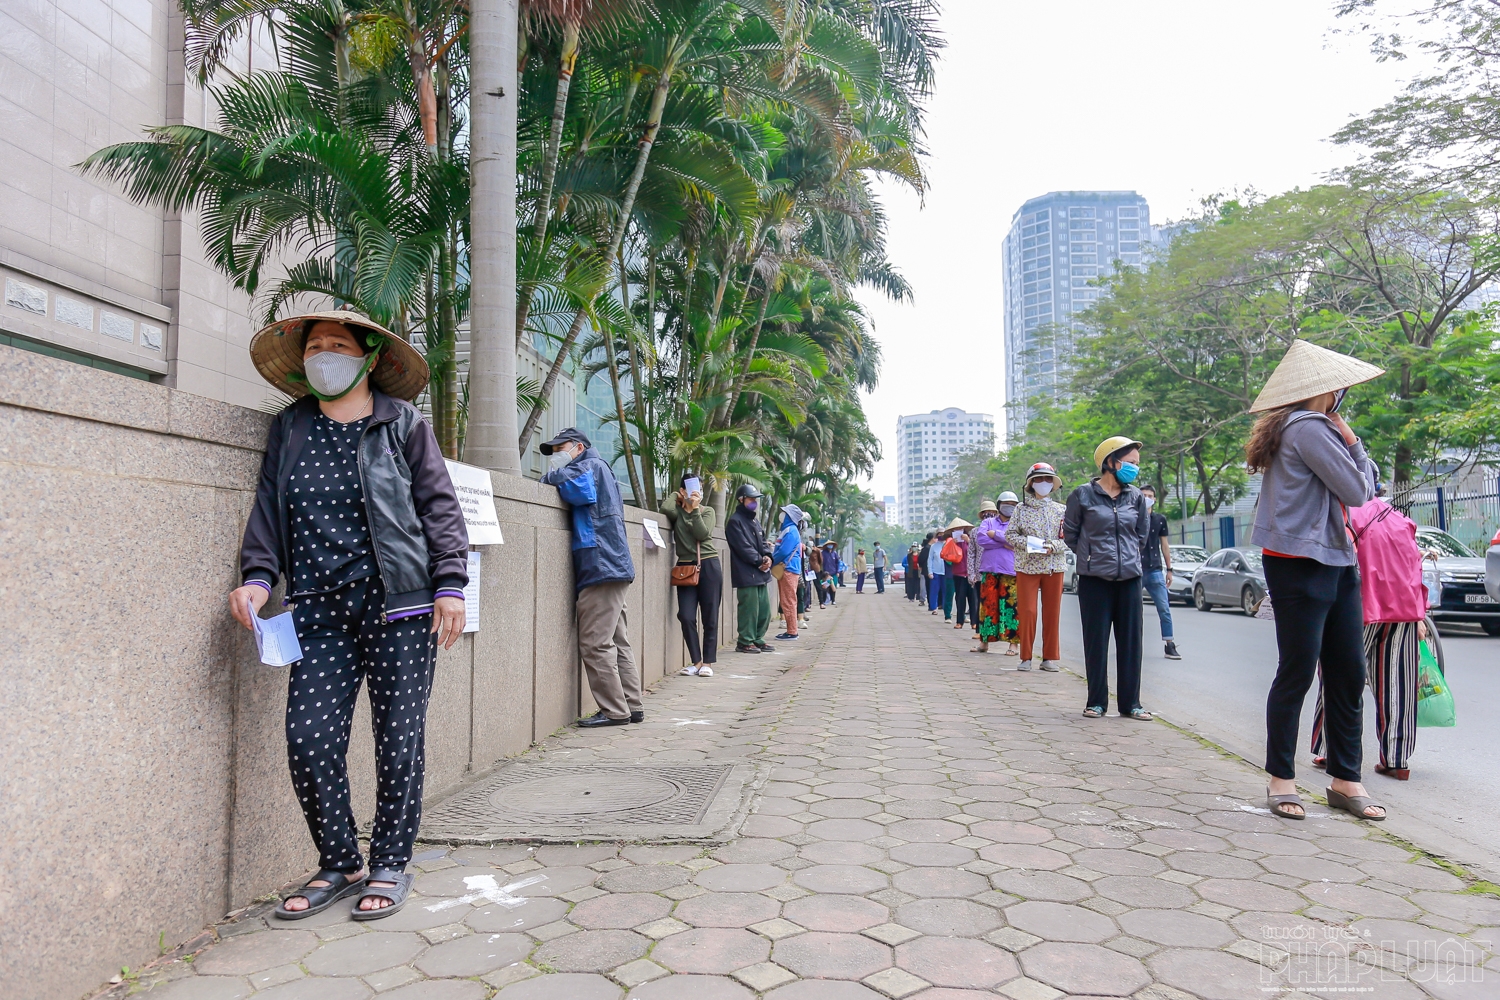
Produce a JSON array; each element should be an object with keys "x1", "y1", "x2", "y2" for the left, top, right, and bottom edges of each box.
[{"x1": 287, "y1": 575, "x2": 435, "y2": 874}]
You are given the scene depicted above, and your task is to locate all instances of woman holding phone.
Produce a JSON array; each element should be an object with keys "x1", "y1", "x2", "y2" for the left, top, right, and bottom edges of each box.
[{"x1": 662, "y1": 471, "x2": 720, "y2": 676}]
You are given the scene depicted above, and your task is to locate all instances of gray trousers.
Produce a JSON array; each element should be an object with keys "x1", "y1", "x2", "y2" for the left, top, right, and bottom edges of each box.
[{"x1": 575, "y1": 580, "x2": 641, "y2": 719}]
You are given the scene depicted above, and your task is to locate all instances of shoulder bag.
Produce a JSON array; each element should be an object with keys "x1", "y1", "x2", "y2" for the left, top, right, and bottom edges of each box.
[{"x1": 672, "y1": 540, "x2": 702, "y2": 587}]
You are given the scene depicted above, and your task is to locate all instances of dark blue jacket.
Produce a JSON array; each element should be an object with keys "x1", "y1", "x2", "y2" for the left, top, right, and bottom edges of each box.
[{"x1": 542, "y1": 446, "x2": 636, "y2": 591}]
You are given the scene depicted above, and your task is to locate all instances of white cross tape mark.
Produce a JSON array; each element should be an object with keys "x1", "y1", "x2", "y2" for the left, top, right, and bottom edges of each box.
[
  {"x1": 671, "y1": 718, "x2": 712, "y2": 726},
  {"x1": 425, "y1": 872, "x2": 548, "y2": 912}
]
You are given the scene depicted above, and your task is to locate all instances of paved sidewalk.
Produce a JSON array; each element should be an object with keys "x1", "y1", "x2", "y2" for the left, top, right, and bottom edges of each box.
[{"x1": 110, "y1": 593, "x2": 1500, "y2": 1000}]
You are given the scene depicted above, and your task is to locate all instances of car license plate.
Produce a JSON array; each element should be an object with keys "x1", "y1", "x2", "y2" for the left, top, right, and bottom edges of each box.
[{"x1": 1464, "y1": 593, "x2": 1497, "y2": 604}]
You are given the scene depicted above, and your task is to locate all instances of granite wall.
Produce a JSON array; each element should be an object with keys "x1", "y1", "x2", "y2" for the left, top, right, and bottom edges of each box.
[{"x1": 0, "y1": 344, "x2": 752, "y2": 1000}]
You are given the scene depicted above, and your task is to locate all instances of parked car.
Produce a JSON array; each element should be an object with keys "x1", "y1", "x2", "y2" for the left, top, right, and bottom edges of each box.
[
  {"x1": 1488, "y1": 527, "x2": 1500, "y2": 605},
  {"x1": 1193, "y1": 547, "x2": 1268, "y2": 616},
  {"x1": 1163, "y1": 544, "x2": 1211, "y2": 604},
  {"x1": 1062, "y1": 549, "x2": 1077, "y2": 593},
  {"x1": 1417, "y1": 526, "x2": 1500, "y2": 635},
  {"x1": 889, "y1": 565, "x2": 905, "y2": 582}
]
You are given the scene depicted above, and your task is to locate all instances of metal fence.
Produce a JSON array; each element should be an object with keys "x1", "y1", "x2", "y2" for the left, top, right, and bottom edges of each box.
[{"x1": 1170, "y1": 477, "x2": 1500, "y2": 555}]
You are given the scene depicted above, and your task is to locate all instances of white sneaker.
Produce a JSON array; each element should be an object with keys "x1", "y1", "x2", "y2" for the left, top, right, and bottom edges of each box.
[
  {"x1": 1018, "y1": 660, "x2": 1033, "y2": 671},
  {"x1": 679, "y1": 665, "x2": 699, "y2": 676},
  {"x1": 697, "y1": 665, "x2": 714, "y2": 677},
  {"x1": 1041, "y1": 660, "x2": 1061, "y2": 672}
]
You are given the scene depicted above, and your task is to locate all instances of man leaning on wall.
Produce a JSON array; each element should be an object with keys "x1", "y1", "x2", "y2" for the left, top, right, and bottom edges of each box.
[{"x1": 540, "y1": 428, "x2": 643, "y2": 727}]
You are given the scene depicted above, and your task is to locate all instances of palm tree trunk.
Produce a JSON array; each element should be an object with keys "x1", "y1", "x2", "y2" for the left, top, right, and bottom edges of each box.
[
  {"x1": 634, "y1": 246, "x2": 657, "y2": 509},
  {"x1": 515, "y1": 18, "x2": 581, "y2": 346},
  {"x1": 519, "y1": 45, "x2": 680, "y2": 455},
  {"x1": 722, "y1": 281, "x2": 772, "y2": 430},
  {"x1": 440, "y1": 238, "x2": 459, "y2": 457},
  {"x1": 611, "y1": 247, "x2": 646, "y2": 504},
  {"x1": 464, "y1": 0, "x2": 522, "y2": 475}
]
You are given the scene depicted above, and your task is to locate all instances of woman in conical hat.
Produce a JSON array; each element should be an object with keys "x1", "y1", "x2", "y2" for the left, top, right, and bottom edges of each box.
[
  {"x1": 228, "y1": 310, "x2": 468, "y2": 920},
  {"x1": 1246, "y1": 340, "x2": 1388, "y2": 823}
]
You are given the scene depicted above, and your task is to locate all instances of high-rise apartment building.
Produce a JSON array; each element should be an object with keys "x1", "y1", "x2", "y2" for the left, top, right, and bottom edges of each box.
[
  {"x1": 896, "y1": 408, "x2": 995, "y2": 531},
  {"x1": 882, "y1": 496, "x2": 898, "y2": 526},
  {"x1": 1002, "y1": 191, "x2": 1152, "y2": 439}
]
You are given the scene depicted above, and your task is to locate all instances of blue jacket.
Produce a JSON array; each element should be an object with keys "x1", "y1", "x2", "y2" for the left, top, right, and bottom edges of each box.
[
  {"x1": 772, "y1": 516, "x2": 802, "y2": 574},
  {"x1": 542, "y1": 446, "x2": 636, "y2": 591},
  {"x1": 822, "y1": 549, "x2": 840, "y2": 575}
]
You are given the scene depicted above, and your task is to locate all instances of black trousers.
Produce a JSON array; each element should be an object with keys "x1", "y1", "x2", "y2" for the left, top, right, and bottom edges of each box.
[
  {"x1": 288, "y1": 575, "x2": 435, "y2": 873},
  {"x1": 676, "y1": 555, "x2": 722, "y2": 664},
  {"x1": 1264, "y1": 556, "x2": 1365, "y2": 782},
  {"x1": 1076, "y1": 574, "x2": 1144, "y2": 712},
  {"x1": 952, "y1": 576, "x2": 974, "y2": 626},
  {"x1": 905, "y1": 571, "x2": 920, "y2": 600}
]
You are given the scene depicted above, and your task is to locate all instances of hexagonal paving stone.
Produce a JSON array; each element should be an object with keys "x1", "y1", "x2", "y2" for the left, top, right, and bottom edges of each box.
[
  {"x1": 1019, "y1": 941, "x2": 1149, "y2": 995},
  {"x1": 192, "y1": 930, "x2": 320, "y2": 976},
  {"x1": 1411, "y1": 891, "x2": 1500, "y2": 926},
  {"x1": 597, "y1": 865, "x2": 691, "y2": 893},
  {"x1": 1302, "y1": 883, "x2": 1419, "y2": 919},
  {"x1": 494, "y1": 972, "x2": 623, "y2": 999},
  {"x1": 134, "y1": 977, "x2": 255, "y2": 1000},
  {"x1": 890, "y1": 867, "x2": 989, "y2": 899},
  {"x1": 252, "y1": 980, "x2": 372, "y2": 1000},
  {"x1": 774, "y1": 931, "x2": 892, "y2": 980},
  {"x1": 1071, "y1": 848, "x2": 1166, "y2": 876},
  {"x1": 675, "y1": 891, "x2": 782, "y2": 928},
  {"x1": 303, "y1": 931, "x2": 426, "y2": 976},
  {"x1": 977, "y1": 844, "x2": 1071, "y2": 870},
  {"x1": 535, "y1": 845, "x2": 619, "y2": 866},
  {"x1": 888, "y1": 843, "x2": 976, "y2": 867},
  {"x1": 1143, "y1": 828, "x2": 1230, "y2": 852},
  {"x1": 1005, "y1": 901, "x2": 1117, "y2": 943},
  {"x1": 991, "y1": 870, "x2": 1093, "y2": 903},
  {"x1": 1257, "y1": 855, "x2": 1365, "y2": 883},
  {"x1": 569, "y1": 892, "x2": 672, "y2": 929},
  {"x1": 805, "y1": 819, "x2": 886, "y2": 841},
  {"x1": 467, "y1": 896, "x2": 570, "y2": 932},
  {"x1": 1165, "y1": 852, "x2": 1263, "y2": 879},
  {"x1": 969, "y1": 821, "x2": 1053, "y2": 845},
  {"x1": 794, "y1": 865, "x2": 889, "y2": 895},
  {"x1": 695, "y1": 864, "x2": 788, "y2": 892},
  {"x1": 895, "y1": 936, "x2": 1018, "y2": 989},
  {"x1": 764, "y1": 978, "x2": 884, "y2": 998},
  {"x1": 625, "y1": 974, "x2": 755, "y2": 999},
  {"x1": 624, "y1": 846, "x2": 704, "y2": 864},
  {"x1": 783, "y1": 894, "x2": 889, "y2": 932},
  {"x1": 415, "y1": 932, "x2": 531, "y2": 976},
  {"x1": 894, "y1": 899, "x2": 1003, "y2": 938},
  {"x1": 652, "y1": 928, "x2": 772, "y2": 974},
  {"x1": 886, "y1": 819, "x2": 967, "y2": 843},
  {"x1": 1150, "y1": 947, "x2": 1272, "y2": 1000},
  {"x1": 533, "y1": 929, "x2": 648, "y2": 972},
  {"x1": 1094, "y1": 875, "x2": 1197, "y2": 909},
  {"x1": 381, "y1": 981, "x2": 488, "y2": 1000},
  {"x1": 1194, "y1": 877, "x2": 1305, "y2": 913},
  {"x1": 800, "y1": 842, "x2": 885, "y2": 866},
  {"x1": 712, "y1": 839, "x2": 797, "y2": 865},
  {"x1": 1118, "y1": 908, "x2": 1235, "y2": 948}
]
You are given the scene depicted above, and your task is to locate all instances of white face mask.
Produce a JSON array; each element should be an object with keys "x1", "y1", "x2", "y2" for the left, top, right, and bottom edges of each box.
[
  {"x1": 1032, "y1": 482, "x2": 1054, "y2": 497},
  {"x1": 998, "y1": 504, "x2": 1016, "y2": 517},
  {"x1": 1144, "y1": 496, "x2": 1155, "y2": 508},
  {"x1": 549, "y1": 447, "x2": 576, "y2": 469},
  {"x1": 303, "y1": 349, "x2": 369, "y2": 398}
]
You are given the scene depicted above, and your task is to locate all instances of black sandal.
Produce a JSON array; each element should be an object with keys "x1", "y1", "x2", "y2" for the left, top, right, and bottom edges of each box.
[
  {"x1": 351, "y1": 867, "x2": 415, "y2": 920},
  {"x1": 275, "y1": 869, "x2": 367, "y2": 920}
]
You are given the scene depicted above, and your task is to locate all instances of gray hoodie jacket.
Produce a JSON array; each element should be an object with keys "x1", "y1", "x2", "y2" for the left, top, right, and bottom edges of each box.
[
  {"x1": 1251, "y1": 410, "x2": 1377, "y2": 567},
  {"x1": 1064, "y1": 479, "x2": 1151, "y2": 581}
]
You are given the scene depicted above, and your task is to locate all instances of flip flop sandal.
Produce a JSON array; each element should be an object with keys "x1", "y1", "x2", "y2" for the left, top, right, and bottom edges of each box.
[
  {"x1": 275, "y1": 869, "x2": 367, "y2": 919},
  {"x1": 970, "y1": 646, "x2": 989, "y2": 654},
  {"x1": 1082, "y1": 706, "x2": 1104, "y2": 718},
  {"x1": 351, "y1": 869, "x2": 415, "y2": 920},
  {"x1": 1127, "y1": 708, "x2": 1154, "y2": 721},
  {"x1": 1326, "y1": 787, "x2": 1386, "y2": 821},
  {"x1": 1311, "y1": 756, "x2": 1327, "y2": 770},
  {"x1": 1266, "y1": 788, "x2": 1306, "y2": 821}
]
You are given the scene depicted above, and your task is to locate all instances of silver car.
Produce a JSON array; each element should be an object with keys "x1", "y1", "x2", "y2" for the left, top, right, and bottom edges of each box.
[
  {"x1": 1192, "y1": 547, "x2": 1268, "y2": 616},
  {"x1": 1418, "y1": 526, "x2": 1500, "y2": 636},
  {"x1": 1165, "y1": 545, "x2": 1210, "y2": 604}
]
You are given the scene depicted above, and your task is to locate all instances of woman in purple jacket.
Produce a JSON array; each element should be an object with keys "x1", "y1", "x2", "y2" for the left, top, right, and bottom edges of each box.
[{"x1": 973, "y1": 495, "x2": 1021, "y2": 654}]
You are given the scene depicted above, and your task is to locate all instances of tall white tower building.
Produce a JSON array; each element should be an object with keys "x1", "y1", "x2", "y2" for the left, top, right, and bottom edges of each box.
[{"x1": 896, "y1": 408, "x2": 995, "y2": 531}]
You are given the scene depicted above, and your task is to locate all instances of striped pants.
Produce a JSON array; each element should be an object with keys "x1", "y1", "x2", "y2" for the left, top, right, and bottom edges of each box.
[{"x1": 1311, "y1": 621, "x2": 1419, "y2": 771}]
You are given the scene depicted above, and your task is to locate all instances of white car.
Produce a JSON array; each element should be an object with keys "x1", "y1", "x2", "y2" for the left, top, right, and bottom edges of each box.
[{"x1": 1165, "y1": 545, "x2": 1210, "y2": 604}]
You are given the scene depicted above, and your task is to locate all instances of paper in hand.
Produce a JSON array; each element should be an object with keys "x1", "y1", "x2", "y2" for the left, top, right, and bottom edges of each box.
[
  {"x1": 253, "y1": 611, "x2": 303, "y2": 666},
  {"x1": 1026, "y1": 536, "x2": 1048, "y2": 554}
]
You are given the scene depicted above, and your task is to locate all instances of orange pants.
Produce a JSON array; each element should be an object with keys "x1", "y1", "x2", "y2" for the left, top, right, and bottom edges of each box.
[
  {"x1": 777, "y1": 572, "x2": 800, "y2": 635},
  {"x1": 1016, "y1": 571, "x2": 1063, "y2": 662}
]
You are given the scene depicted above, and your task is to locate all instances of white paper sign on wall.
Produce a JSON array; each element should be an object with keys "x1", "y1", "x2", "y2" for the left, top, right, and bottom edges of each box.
[
  {"x1": 463, "y1": 551, "x2": 482, "y2": 633},
  {"x1": 444, "y1": 460, "x2": 504, "y2": 545},
  {"x1": 642, "y1": 518, "x2": 666, "y2": 549}
]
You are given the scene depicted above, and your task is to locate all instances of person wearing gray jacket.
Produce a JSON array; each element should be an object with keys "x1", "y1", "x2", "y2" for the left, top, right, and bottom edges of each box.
[
  {"x1": 1064, "y1": 436, "x2": 1152, "y2": 720},
  {"x1": 1246, "y1": 341, "x2": 1386, "y2": 824}
]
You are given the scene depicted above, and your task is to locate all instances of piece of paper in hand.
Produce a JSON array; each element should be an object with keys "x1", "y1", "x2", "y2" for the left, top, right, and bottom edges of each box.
[
  {"x1": 253, "y1": 612, "x2": 303, "y2": 666},
  {"x1": 463, "y1": 551, "x2": 481, "y2": 633},
  {"x1": 643, "y1": 518, "x2": 666, "y2": 549},
  {"x1": 1026, "y1": 536, "x2": 1048, "y2": 554}
]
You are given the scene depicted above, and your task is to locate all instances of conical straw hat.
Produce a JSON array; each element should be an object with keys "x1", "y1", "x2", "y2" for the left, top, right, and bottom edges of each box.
[
  {"x1": 945, "y1": 517, "x2": 975, "y2": 532},
  {"x1": 1249, "y1": 341, "x2": 1385, "y2": 413},
  {"x1": 250, "y1": 310, "x2": 429, "y2": 402}
]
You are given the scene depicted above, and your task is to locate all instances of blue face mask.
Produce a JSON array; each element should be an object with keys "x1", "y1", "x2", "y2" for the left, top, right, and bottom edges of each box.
[{"x1": 1115, "y1": 461, "x2": 1140, "y2": 484}]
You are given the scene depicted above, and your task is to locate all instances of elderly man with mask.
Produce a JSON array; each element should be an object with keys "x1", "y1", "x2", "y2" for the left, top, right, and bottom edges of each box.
[{"x1": 540, "y1": 428, "x2": 641, "y2": 727}]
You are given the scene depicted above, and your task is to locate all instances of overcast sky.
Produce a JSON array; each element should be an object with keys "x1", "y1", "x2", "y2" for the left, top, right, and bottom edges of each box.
[{"x1": 856, "y1": 0, "x2": 1417, "y2": 503}]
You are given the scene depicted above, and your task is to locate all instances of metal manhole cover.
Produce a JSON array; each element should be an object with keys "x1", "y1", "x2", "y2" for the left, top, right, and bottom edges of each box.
[{"x1": 420, "y1": 763, "x2": 766, "y2": 843}]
